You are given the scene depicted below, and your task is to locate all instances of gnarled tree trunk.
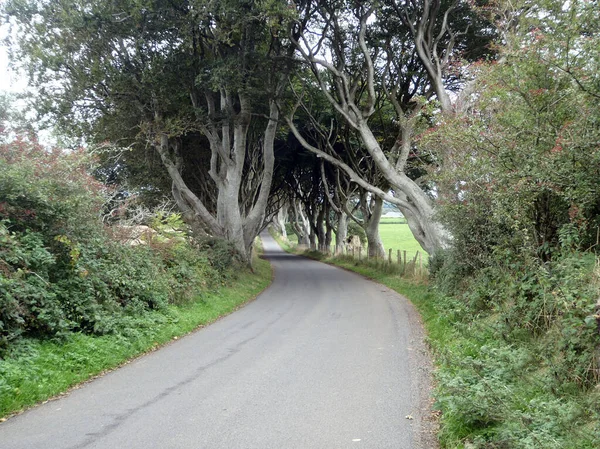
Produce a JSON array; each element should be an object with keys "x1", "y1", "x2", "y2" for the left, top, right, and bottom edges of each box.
[
  {"x1": 289, "y1": 2, "x2": 460, "y2": 255},
  {"x1": 365, "y1": 196, "x2": 385, "y2": 258},
  {"x1": 291, "y1": 199, "x2": 311, "y2": 246},
  {"x1": 272, "y1": 205, "x2": 288, "y2": 239},
  {"x1": 336, "y1": 211, "x2": 348, "y2": 255},
  {"x1": 155, "y1": 97, "x2": 278, "y2": 265}
]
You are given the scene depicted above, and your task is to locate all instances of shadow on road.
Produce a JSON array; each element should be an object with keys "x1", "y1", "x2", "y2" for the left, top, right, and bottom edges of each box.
[{"x1": 259, "y1": 251, "x2": 299, "y2": 261}]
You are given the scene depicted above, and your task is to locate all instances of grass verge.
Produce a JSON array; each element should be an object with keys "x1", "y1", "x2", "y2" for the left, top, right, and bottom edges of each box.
[{"x1": 0, "y1": 249, "x2": 272, "y2": 420}]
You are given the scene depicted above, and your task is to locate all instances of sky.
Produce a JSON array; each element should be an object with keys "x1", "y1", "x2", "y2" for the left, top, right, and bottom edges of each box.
[
  {"x1": 1, "y1": 21, "x2": 56, "y2": 144},
  {"x1": 0, "y1": 23, "x2": 26, "y2": 94},
  {"x1": 0, "y1": 43, "x2": 12, "y2": 93}
]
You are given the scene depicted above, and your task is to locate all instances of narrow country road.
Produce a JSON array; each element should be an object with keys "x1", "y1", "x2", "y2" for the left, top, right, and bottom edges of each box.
[{"x1": 0, "y1": 234, "x2": 436, "y2": 449}]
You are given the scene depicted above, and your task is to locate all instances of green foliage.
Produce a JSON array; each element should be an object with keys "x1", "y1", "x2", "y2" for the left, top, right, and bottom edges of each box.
[
  {"x1": 427, "y1": 0, "x2": 600, "y2": 273},
  {"x1": 197, "y1": 237, "x2": 244, "y2": 274},
  {"x1": 3, "y1": 0, "x2": 295, "y2": 197},
  {"x1": 421, "y1": 1, "x2": 600, "y2": 447},
  {"x1": 432, "y1": 254, "x2": 600, "y2": 448},
  {"x1": 0, "y1": 251, "x2": 271, "y2": 418},
  {"x1": 301, "y1": 249, "x2": 326, "y2": 260},
  {"x1": 284, "y1": 222, "x2": 295, "y2": 237},
  {"x1": 0, "y1": 136, "x2": 237, "y2": 355},
  {"x1": 347, "y1": 221, "x2": 366, "y2": 245}
]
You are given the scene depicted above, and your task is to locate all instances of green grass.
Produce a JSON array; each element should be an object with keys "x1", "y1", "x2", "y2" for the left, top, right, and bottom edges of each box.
[
  {"x1": 0, "y1": 252, "x2": 272, "y2": 419},
  {"x1": 378, "y1": 219, "x2": 427, "y2": 262},
  {"x1": 285, "y1": 217, "x2": 426, "y2": 262},
  {"x1": 379, "y1": 216, "x2": 407, "y2": 224}
]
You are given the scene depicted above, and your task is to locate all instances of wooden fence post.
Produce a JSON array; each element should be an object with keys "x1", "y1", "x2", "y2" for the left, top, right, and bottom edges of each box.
[
  {"x1": 397, "y1": 249, "x2": 400, "y2": 265},
  {"x1": 413, "y1": 251, "x2": 420, "y2": 276},
  {"x1": 388, "y1": 248, "x2": 392, "y2": 264},
  {"x1": 418, "y1": 251, "x2": 423, "y2": 275}
]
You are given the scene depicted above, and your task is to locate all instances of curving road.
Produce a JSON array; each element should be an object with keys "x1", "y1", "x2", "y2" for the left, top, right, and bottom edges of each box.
[{"x1": 0, "y1": 234, "x2": 435, "y2": 449}]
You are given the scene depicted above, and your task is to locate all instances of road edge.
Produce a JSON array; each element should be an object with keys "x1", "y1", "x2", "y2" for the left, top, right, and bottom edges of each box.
[
  {"x1": 0, "y1": 247, "x2": 275, "y2": 423},
  {"x1": 268, "y1": 234, "x2": 440, "y2": 449}
]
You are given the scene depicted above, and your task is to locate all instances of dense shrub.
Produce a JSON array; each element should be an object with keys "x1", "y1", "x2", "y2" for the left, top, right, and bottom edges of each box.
[
  {"x1": 422, "y1": 2, "x2": 600, "y2": 446},
  {"x1": 197, "y1": 237, "x2": 244, "y2": 275},
  {"x1": 347, "y1": 221, "x2": 367, "y2": 245},
  {"x1": 284, "y1": 222, "x2": 294, "y2": 237},
  {"x1": 0, "y1": 136, "x2": 234, "y2": 355}
]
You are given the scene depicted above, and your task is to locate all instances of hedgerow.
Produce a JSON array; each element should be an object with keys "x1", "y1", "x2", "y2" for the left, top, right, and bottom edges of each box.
[
  {"x1": 422, "y1": 2, "x2": 600, "y2": 446},
  {"x1": 0, "y1": 135, "x2": 236, "y2": 355}
]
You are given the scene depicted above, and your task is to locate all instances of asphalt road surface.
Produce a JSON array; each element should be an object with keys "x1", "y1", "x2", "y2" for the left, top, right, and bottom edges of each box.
[{"x1": 0, "y1": 233, "x2": 435, "y2": 449}]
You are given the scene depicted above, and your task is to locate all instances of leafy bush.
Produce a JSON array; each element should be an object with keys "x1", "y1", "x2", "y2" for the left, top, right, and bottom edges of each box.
[
  {"x1": 422, "y1": 2, "x2": 600, "y2": 446},
  {"x1": 347, "y1": 221, "x2": 367, "y2": 245},
  {"x1": 284, "y1": 222, "x2": 294, "y2": 237},
  {"x1": 0, "y1": 136, "x2": 235, "y2": 355},
  {"x1": 197, "y1": 237, "x2": 244, "y2": 274}
]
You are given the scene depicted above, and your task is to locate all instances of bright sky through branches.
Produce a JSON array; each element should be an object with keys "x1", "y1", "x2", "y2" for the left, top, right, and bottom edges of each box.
[{"x1": 0, "y1": 21, "x2": 27, "y2": 94}]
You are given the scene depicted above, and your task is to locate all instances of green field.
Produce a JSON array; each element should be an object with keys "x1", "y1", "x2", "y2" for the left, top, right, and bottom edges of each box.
[
  {"x1": 377, "y1": 217, "x2": 427, "y2": 261},
  {"x1": 285, "y1": 216, "x2": 426, "y2": 262}
]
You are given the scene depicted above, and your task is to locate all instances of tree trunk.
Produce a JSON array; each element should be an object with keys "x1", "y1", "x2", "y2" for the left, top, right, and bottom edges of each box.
[
  {"x1": 289, "y1": 7, "x2": 453, "y2": 257},
  {"x1": 287, "y1": 117, "x2": 447, "y2": 256},
  {"x1": 156, "y1": 97, "x2": 278, "y2": 266},
  {"x1": 336, "y1": 211, "x2": 348, "y2": 254},
  {"x1": 297, "y1": 231, "x2": 310, "y2": 246},
  {"x1": 365, "y1": 196, "x2": 385, "y2": 258},
  {"x1": 316, "y1": 206, "x2": 326, "y2": 252},
  {"x1": 292, "y1": 200, "x2": 311, "y2": 246},
  {"x1": 309, "y1": 229, "x2": 317, "y2": 250},
  {"x1": 272, "y1": 205, "x2": 288, "y2": 239},
  {"x1": 324, "y1": 209, "x2": 333, "y2": 252},
  {"x1": 240, "y1": 101, "x2": 278, "y2": 260},
  {"x1": 355, "y1": 122, "x2": 447, "y2": 255},
  {"x1": 216, "y1": 170, "x2": 247, "y2": 259}
]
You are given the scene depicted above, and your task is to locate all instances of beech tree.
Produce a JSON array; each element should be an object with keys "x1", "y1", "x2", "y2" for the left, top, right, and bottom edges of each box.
[
  {"x1": 4, "y1": 0, "x2": 296, "y2": 263},
  {"x1": 317, "y1": 127, "x2": 387, "y2": 258},
  {"x1": 287, "y1": 0, "x2": 495, "y2": 255}
]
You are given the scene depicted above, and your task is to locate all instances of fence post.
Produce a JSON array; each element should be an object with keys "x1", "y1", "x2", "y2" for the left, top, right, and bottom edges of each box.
[
  {"x1": 413, "y1": 251, "x2": 420, "y2": 276},
  {"x1": 403, "y1": 250, "x2": 407, "y2": 269},
  {"x1": 388, "y1": 248, "x2": 392, "y2": 264},
  {"x1": 418, "y1": 251, "x2": 423, "y2": 275},
  {"x1": 397, "y1": 249, "x2": 401, "y2": 265}
]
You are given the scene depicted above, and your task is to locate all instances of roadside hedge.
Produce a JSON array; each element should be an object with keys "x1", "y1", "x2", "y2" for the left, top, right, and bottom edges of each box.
[{"x1": 0, "y1": 136, "x2": 236, "y2": 355}]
